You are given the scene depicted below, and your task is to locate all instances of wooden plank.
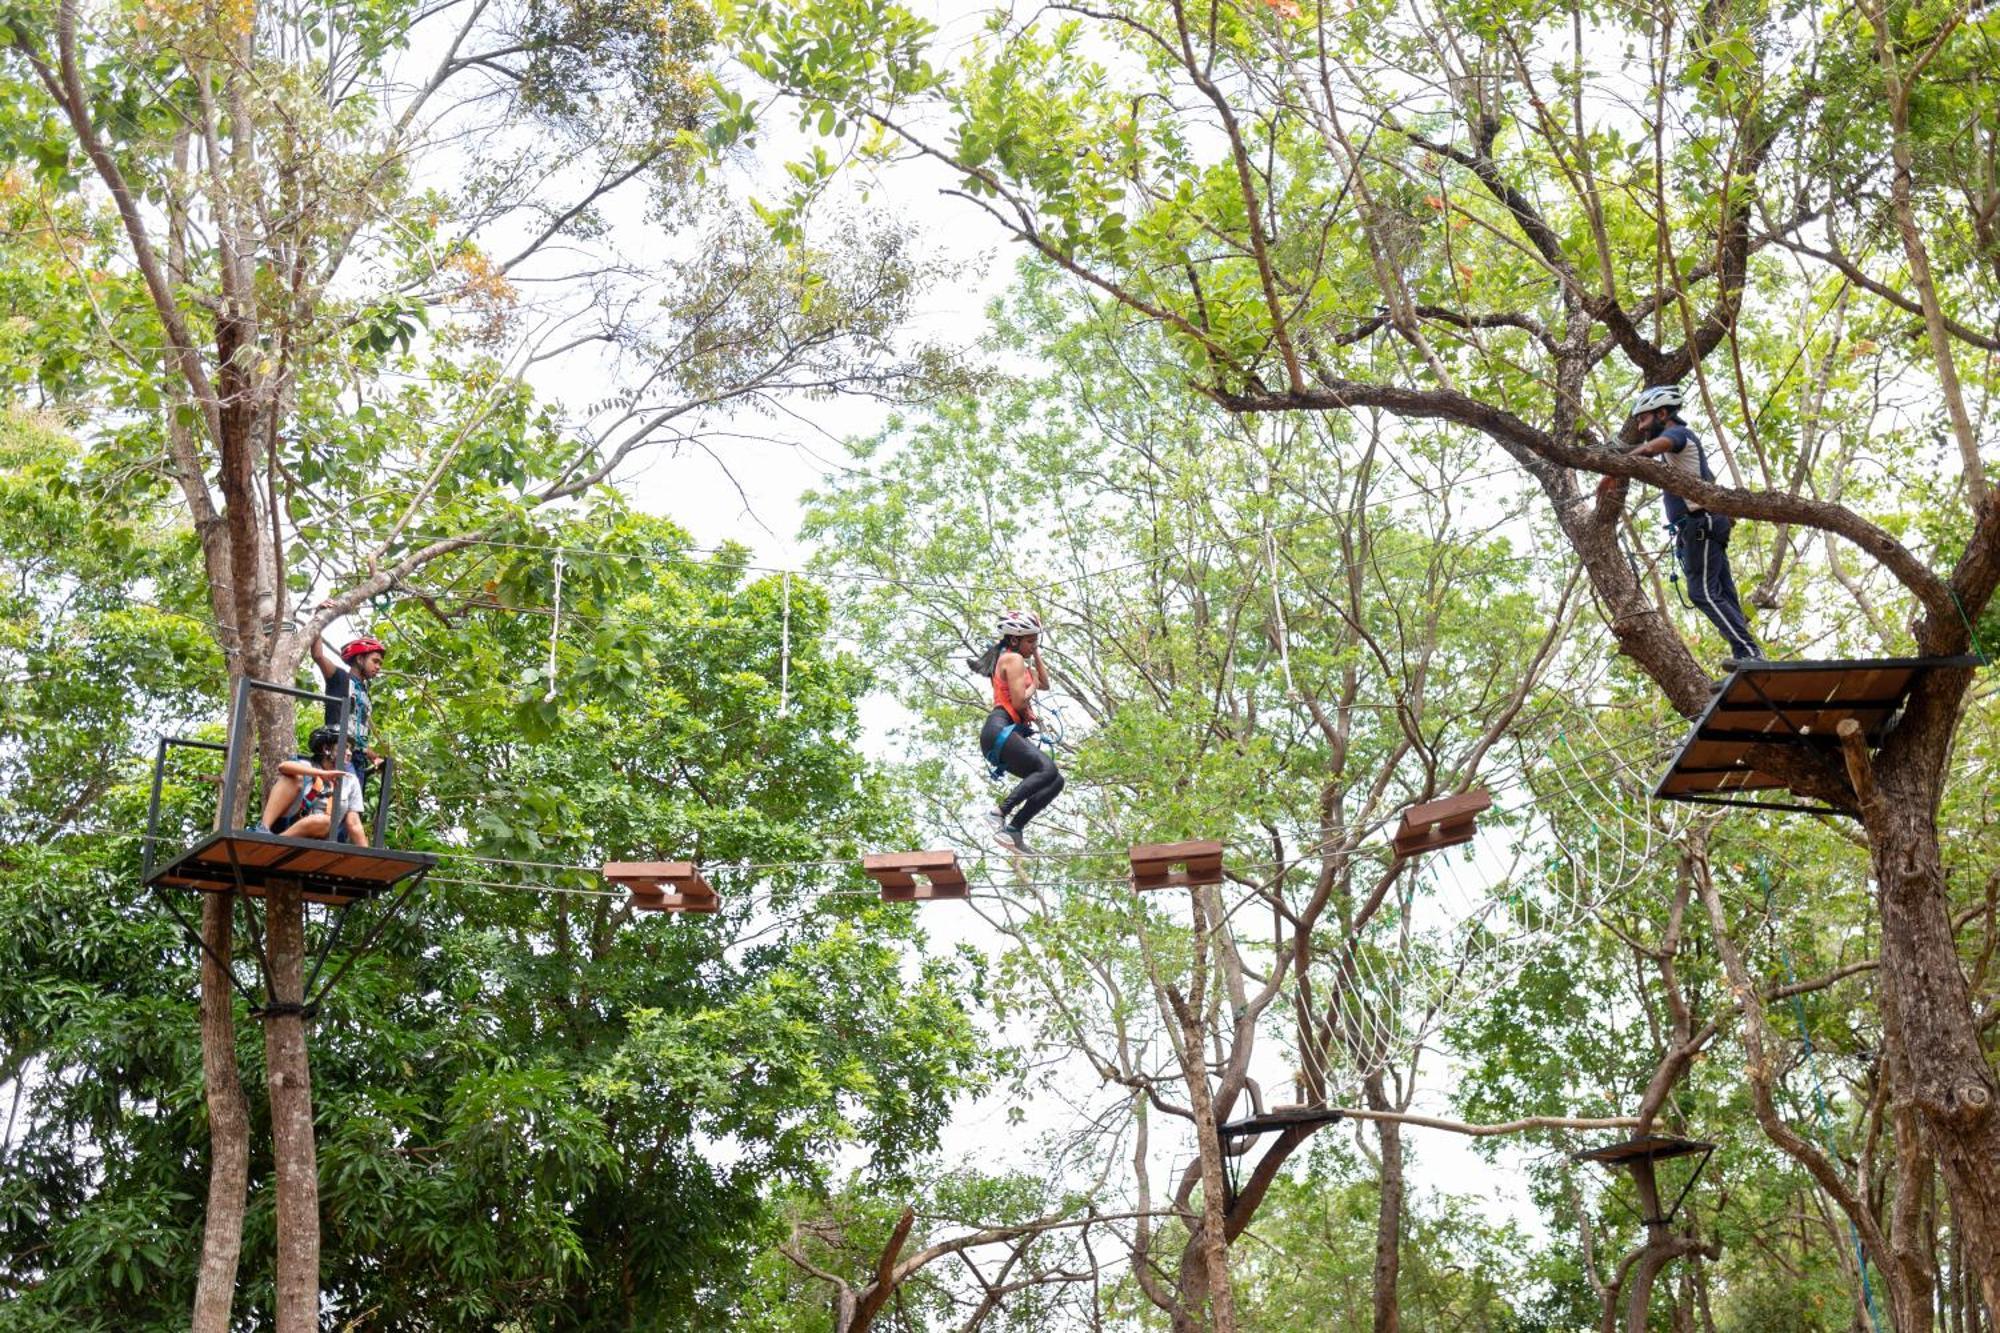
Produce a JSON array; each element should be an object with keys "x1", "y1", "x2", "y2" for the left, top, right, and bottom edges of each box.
[
  {"x1": 147, "y1": 831, "x2": 433, "y2": 901},
  {"x1": 231, "y1": 838, "x2": 295, "y2": 867},
  {"x1": 631, "y1": 891, "x2": 721, "y2": 914},
  {"x1": 604, "y1": 860, "x2": 701, "y2": 888},
  {"x1": 864, "y1": 851, "x2": 968, "y2": 902},
  {"x1": 1576, "y1": 1134, "x2": 1714, "y2": 1166},
  {"x1": 1398, "y1": 790, "x2": 1493, "y2": 827},
  {"x1": 604, "y1": 860, "x2": 715, "y2": 904},
  {"x1": 880, "y1": 880, "x2": 970, "y2": 903},
  {"x1": 1392, "y1": 788, "x2": 1492, "y2": 860},
  {"x1": 179, "y1": 879, "x2": 360, "y2": 907},
  {"x1": 1130, "y1": 839, "x2": 1224, "y2": 891}
]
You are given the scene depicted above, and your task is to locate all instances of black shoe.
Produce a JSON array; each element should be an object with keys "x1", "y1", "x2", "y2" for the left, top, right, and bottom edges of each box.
[
  {"x1": 994, "y1": 824, "x2": 1028, "y2": 855},
  {"x1": 1708, "y1": 678, "x2": 1726, "y2": 693}
]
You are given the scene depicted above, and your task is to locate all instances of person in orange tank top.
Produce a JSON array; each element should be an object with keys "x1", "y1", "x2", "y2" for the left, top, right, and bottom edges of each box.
[{"x1": 979, "y1": 610, "x2": 1064, "y2": 854}]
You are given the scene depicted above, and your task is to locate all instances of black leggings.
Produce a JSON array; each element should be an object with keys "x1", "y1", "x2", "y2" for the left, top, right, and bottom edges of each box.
[{"x1": 980, "y1": 708, "x2": 1066, "y2": 830}]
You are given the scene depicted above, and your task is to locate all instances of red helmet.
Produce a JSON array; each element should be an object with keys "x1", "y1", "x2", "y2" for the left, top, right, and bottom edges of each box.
[{"x1": 340, "y1": 636, "x2": 387, "y2": 662}]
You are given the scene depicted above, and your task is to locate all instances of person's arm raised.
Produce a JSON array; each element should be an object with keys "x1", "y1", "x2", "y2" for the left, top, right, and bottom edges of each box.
[{"x1": 310, "y1": 600, "x2": 344, "y2": 679}]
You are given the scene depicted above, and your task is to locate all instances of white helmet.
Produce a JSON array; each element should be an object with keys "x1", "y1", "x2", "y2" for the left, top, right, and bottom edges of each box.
[
  {"x1": 996, "y1": 609, "x2": 1044, "y2": 639},
  {"x1": 1629, "y1": 384, "x2": 1683, "y2": 417}
]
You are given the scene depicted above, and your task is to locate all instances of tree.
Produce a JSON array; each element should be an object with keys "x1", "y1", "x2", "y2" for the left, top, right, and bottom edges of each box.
[
  {"x1": 729, "y1": 0, "x2": 2000, "y2": 1311},
  {"x1": 0, "y1": 426, "x2": 995, "y2": 1326},
  {"x1": 800, "y1": 274, "x2": 1700, "y2": 1330},
  {"x1": 0, "y1": 0, "x2": 934, "y2": 1323}
]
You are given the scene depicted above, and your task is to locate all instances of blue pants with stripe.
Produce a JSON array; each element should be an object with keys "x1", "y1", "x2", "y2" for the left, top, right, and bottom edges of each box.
[{"x1": 1675, "y1": 512, "x2": 1761, "y2": 661}]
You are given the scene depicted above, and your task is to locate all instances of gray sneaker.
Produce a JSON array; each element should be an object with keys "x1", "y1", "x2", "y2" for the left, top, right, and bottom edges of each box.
[
  {"x1": 994, "y1": 824, "x2": 1029, "y2": 855},
  {"x1": 983, "y1": 808, "x2": 1007, "y2": 835}
]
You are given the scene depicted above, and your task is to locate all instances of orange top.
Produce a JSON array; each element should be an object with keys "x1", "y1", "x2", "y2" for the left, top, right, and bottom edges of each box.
[{"x1": 993, "y1": 654, "x2": 1023, "y2": 723}]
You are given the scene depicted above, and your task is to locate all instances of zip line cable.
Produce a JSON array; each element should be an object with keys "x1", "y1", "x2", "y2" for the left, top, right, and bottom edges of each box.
[{"x1": 118, "y1": 710, "x2": 1685, "y2": 915}]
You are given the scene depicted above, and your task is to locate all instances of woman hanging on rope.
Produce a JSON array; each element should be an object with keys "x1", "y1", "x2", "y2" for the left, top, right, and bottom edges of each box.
[{"x1": 977, "y1": 610, "x2": 1065, "y2": 854}]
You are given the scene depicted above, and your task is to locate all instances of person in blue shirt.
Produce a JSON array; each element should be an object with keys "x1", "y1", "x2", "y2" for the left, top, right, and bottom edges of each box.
[{"x1": 1624, "y1": 385, "x2": 1763, "y2": 663}]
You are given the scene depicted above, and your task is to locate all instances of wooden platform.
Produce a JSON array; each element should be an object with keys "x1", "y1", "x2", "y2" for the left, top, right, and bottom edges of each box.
[
  {"x1": 1216, "y1": 1104, "x2": 1345, "y2": 1139},
  {"x1": 1574, "y1": 1133, "x2": 1714, "y2": 1167},
  {"x1": 1392, "y1": 788, "x2": 1491, "y2": 860},
  {"x1": 1653, "y1": 656, "x2": 1979, "y2": 813},
  {"x1": 1130, "y1": 840, "x2": 1224, "y2": 891},
  {"x1": 146, "y1": 830, "x2": 435, "y2": 907},
  {"x1": 604, "y1": 861, "x2": 720, "y2": 914},
  {"x1": 863, "y1": 851, "x2": 969, "y2": 902}
]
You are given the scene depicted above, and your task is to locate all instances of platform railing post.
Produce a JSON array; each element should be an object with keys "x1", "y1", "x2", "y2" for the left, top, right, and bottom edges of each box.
[
  {"x1": 220, "y1": 676, "x2": 254, "y2": 832},
  {"x1": 371, "y1": 755, "x2": 394, "y2": 846},
  {"x1": 327, "y1": 695, "x2": 353, "y2": 843},
  {"x1": 143, "y1": 737, "x2": 170, "y2": 880}
]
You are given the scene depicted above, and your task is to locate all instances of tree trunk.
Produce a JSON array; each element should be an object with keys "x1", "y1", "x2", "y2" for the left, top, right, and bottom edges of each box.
[
  {"x1": 1844, "y1": 728, "x2": 2000, "y2": 1321},
  {"x1": 1366, "y1": 1071, "x2": 1403, "y2": 1333},
  {"x1": 190, "y1": 892, "x2": 249, "y2": 1333},
  {"x1": 1168, "y1": 888, "x2": 1238, "y2": 1333},
  {"x1": 263, "y1": 875, "x2": 320, "y2": 1333},
  {"x1": 1621, "y1": 1160, "x2": 1717, "y2": 1332},
  {"x1": 1865, "y1": 808, "x2": 2000, "y2": 1321}
]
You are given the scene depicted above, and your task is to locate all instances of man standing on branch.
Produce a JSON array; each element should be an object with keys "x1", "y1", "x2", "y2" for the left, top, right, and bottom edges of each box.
[{"x1": 1619, "y1": 385, "x2": 1765, "y2": 664}]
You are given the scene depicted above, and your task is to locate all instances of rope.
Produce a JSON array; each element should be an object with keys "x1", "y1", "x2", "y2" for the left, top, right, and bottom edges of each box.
[
  {"x1": 1265, "y1": 530, "x2": 1297, "y2": 699},
  {"x1": 545, "y1": 553, "x2": 565, "y2": 702},
  {"x1": 1757, "y1": 856, "x2": 1885, "y2": 1333},
  {"x1": 1948, "y1": 587, "x2": 1989, "y2": 666}
]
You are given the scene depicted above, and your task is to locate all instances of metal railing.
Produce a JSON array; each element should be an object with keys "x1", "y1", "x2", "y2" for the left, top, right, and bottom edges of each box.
[{"x1": 144, "y1": 676, "x2": 397, "y2": 872}]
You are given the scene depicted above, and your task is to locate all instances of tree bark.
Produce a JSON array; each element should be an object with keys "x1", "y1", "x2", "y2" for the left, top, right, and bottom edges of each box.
[
  {"x1": 262, "y1": 875, "x2": 320, "y2": 1333},
  {"x1": 190, "y1": 893, "x2": 249, "y2": 1333},
  {"x1": 1168, "y1": 888, "x2": 1238, "y2": 1333},
  {"x1": 1365, "y1": 1071, "x2": 1402, "y2": 1333},
  {"x1": 1842, "y1": 721, "x2": 2000, "y2": 1321},
  {"x1": 1621, "y1": 1159, "x2": 1720, "y2": 1333}
]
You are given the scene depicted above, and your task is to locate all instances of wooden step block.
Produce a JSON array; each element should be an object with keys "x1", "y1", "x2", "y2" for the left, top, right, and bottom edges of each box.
[
  {"x1": 1130, "y1": 839, "x2": 1224, "y2": 891},
  {"x1": 1391, "y1": 788, "x2": 1491, "y2": 860},
  {"x1": 863, "y1": 851, "x2": 969, "y2": 902},
  {"x1": 604, "y1": 861, "x2": 719, "y2": 914}
]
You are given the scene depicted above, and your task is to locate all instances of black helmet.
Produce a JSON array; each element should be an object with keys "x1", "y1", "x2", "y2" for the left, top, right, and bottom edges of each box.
[{"x1": 307, "y1": 725, "x2": 342, "y2": 757}]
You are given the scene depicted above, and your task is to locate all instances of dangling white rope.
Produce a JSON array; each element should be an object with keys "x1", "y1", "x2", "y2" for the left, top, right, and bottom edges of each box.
[
  {"x1": 545, "y1": 554, "x2": 565, "y2": 703},
  {"x1": 779, "y1": 571, "x2": 792, "y2": 716},
  {"x1": 1266, "y1": 530, "x2": 1297, "y2": 699}
]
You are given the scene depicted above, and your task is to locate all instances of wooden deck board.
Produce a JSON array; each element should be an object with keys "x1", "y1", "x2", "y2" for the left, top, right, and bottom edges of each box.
[
  {"x1": 147, "y1": 830, "x2": 434, "y2": 905},
  {"x1": 1654, "y1": 657, "x2": 1977, "y2": 811}
]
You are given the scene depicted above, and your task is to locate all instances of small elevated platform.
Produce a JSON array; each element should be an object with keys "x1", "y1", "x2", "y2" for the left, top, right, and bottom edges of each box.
[
  {"x1": 1654, "y1": 656, "x2": 1979, "y2": 814},
  {"x1": 604, "y1": 861, "x2": 719, "y2": 914},
  {"x1": 146, "y1": 830, "x2": 435, "y2": 907},
  {"x1": 863, "y1": 851, "x2": 968, "y2": 902},
  {"x1": 1392, "y1": 788, "x2": 1491, "y2": 860},
  {"x1": 1130, "y1": 840, "x2": 1224, "y2": 891},
  {"x1": 1574, "y1": 1133, "x2": 1713, "y2": 1167},
  {"x1": 1217, "y1": 1104, "x2": 1345, "y2": 1140},
  {"x1": 1575, "y1": 1133, "x2": 1717, "y2": 1226}
]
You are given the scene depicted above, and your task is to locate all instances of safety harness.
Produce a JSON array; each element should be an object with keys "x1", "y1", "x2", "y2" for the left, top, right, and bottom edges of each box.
[{"x1": 985, "y1": 721, "x2": 1019, "y2": 780}]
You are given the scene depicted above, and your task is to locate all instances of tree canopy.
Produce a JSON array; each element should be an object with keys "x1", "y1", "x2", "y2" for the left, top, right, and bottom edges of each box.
[{"x1": 2, "y1": 0, "x2": 1998, "y2": 1326}]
